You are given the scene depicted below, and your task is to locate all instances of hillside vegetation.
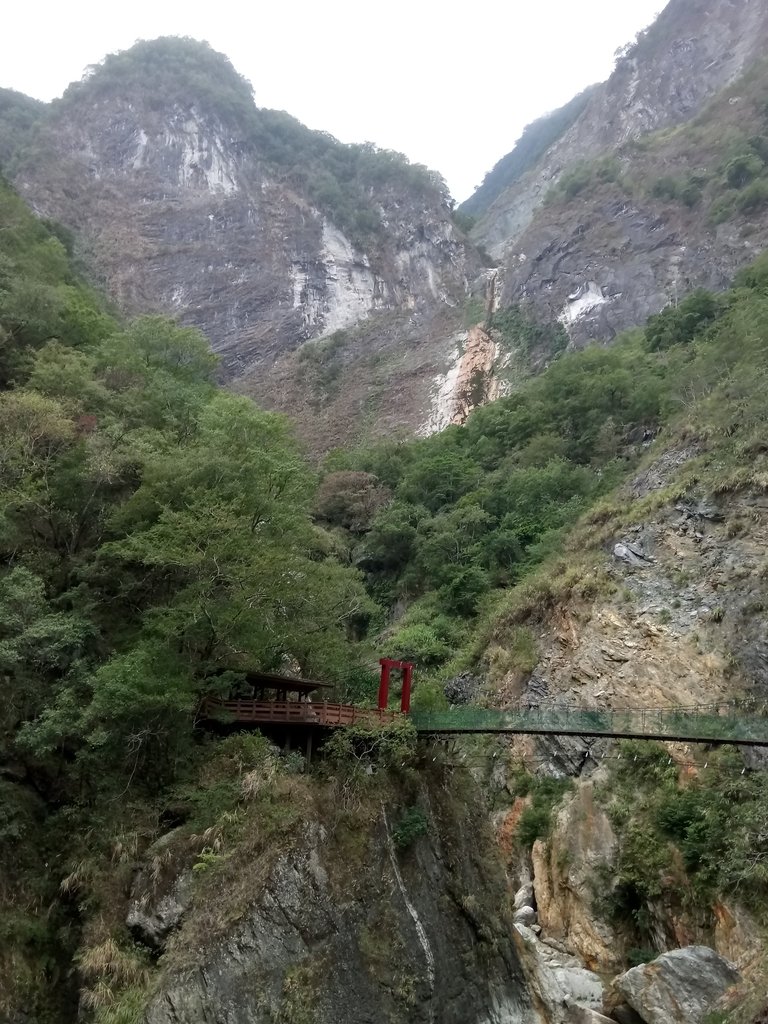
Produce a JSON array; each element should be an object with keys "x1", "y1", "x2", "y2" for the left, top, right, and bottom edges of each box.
[
  {"x1": 543, "y1": 58, "x2": 768, "y2": 229},
  {"x1": 458, "y1": 86, "x2": 595, "y2": 220},
  {"x1": 4, "y1": 152, "x2": 768, "y2": 1019},
  {"x1": 0, "y1": 176, "x2": 379, "y2": 1019},
  {"x1": 321, "y1": 269, "x2": 768, "y2": 690}
]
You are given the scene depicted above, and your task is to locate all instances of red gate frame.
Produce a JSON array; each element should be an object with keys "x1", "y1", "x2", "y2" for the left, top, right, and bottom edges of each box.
[{"x1": 378, "y1": 658, "x2": 414, "y2": 713}]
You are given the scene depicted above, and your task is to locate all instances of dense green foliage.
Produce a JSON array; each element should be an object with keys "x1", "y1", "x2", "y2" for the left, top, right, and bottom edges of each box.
[
  {"x1": 489, "y1": 304, "x2": 568, "y2": 358},
  {"x1": 0, "y1": 179, "x2": 378, "y2": 1019},
  {"x1": 509, "y1": 771, "x2": 571, "y2": 847},
  {"x1": 459, "y1": 87, "x2": 595, "y2": 218},
  {"x1": 0, "y1": 176, "x2": 114, "y2": 385},
  {"x1": 0, "y1": 89, "x2": 44, "y2": 169},
  {"x1": 62, "y1": 37, "x2": 255, "y2": 126},
  {"x1": 599, "y1": 744, "x2": 768, "y2": 942}
]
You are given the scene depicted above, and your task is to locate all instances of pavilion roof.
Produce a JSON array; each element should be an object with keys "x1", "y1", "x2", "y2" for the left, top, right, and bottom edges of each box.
[{"x1": 240, "y1": 670, "x2": 333, "y2": 695}]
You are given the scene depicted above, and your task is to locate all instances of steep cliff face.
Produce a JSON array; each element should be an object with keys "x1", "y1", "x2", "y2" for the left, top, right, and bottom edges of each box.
[
  {"x1": 470, "y1": 0, "x2": 768, "y2": 348},
  {"x1": 5, "y1": 39, "x2": 480, "y2": 449},
  {"x1": 472, "y1": 429, "x2": 768, "y2": 1019},
  {"x1": 116, "y1": 777, "x2": 540, "y2": 1024}
]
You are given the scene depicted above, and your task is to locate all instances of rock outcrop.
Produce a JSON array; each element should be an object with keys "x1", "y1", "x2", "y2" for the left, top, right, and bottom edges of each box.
[
  {"x1": 612, "y1": 946, "x2": 740, "y2": 1024},
  {"x1": 5, "y1": 39, "x2": 482, "y2": 453},
  {"x1": 531, "y1": 782, "x2": 620, "y2": 974},
  {"x1": 140, "y1": 801, "x2": 539, "y2": 1024},
  {"x1": 469, "y1": 0, "x2": 768, "y2": 348}
]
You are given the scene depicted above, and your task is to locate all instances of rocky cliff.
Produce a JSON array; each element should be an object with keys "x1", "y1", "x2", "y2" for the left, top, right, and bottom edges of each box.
[
  {"x1": 468, "y1": 0, "x2": 768, "y2": 349},
  {"x1": 468, "y1": 418, "x2": 768, "y2": 1021},
  {"x1": 2, "y1": 38, "x2": 483, "y2": 451},
  {"x1": 98, "y1": 765, "x2": 542, "y2": 1024}
]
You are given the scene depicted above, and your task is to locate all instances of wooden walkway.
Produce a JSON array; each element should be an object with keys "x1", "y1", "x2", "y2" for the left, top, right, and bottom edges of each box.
[
  {"x1": 199, "y1": 697, "x2": 768, "y2": 748},
  {"x1": 199, "y1": 697, "x2": 399, "y2": 729}
]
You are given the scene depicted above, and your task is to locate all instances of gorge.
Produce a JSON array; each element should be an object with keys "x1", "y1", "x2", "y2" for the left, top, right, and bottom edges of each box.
[{"x1": 2, "y1": 2, "x2": 768, "y2": 1022}]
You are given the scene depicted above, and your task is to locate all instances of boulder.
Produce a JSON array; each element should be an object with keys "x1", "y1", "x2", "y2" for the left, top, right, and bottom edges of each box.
[
  {"x1": 513, "y1": 905, "x2": 537, "y2": 927},
  {"x1": 443, "y1": 672, "x2": 482, "y2": 705},
  {"x1": 513, "y1": 882, "x2": 534, "y2": 910},
  {"x1": 127, "y1": 872, "x2": 193, "y2": 949},
  {"x1": 614, "y1": 946, "x2": 740, "y2": 1023}
]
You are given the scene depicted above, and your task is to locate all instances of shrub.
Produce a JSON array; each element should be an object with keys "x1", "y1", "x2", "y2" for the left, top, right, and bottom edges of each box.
[
  {"x1": 385, "y1": 624, "x2": 450, "y2": 667},
  {"x1": 559, "y1": 163, "x2": 593, "y2": 198},
  {"x1": 725, "y1": 153, "x2": 764, "y2": 189},
  {"x1": 392, "y1": 807, "x2": 428, "y2": 849},
  {"x1": 651, "y1": 176, "x2": 681, "y2": 201},
  {"x1": 736, "y1": 178, "x2": 768, "y2": 213},
  {"x1": 514, "y1": 774, "x2": 571, "y2": 847}
]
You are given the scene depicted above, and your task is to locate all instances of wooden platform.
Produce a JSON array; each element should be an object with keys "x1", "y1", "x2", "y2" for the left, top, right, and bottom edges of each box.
[{"x1": 199, "y1": 697, "x2": 401, "y2": 729}]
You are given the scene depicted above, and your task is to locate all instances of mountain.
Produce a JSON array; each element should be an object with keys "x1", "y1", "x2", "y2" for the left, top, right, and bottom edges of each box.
[
  {"x1": 2, "y1": 38, "x2": 484, "y2": 452},
  {"x1": 5, "y1": 23, "x2": 768, "y2": 1017},
  {"x1": 8, "y1": 2, "x2": 768, "y2": 456},
  {"x1": 466, "y1": 0, "x2": 768, "y2": 347}
]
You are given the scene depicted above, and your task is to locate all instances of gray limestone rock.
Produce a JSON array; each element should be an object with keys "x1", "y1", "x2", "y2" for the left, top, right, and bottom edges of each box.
[
  {"x1": 513, "y1": 883, "x2": 534, "y2": 911},
  {"x1": 513, "y1": 905, "x2": 537, "y2": 927},
  {"x1": 613, "y1": 542, "x2": 653, "y2": 567},
  {"x1": 614, "y1": 946, "x2": 740, "y2": 1024},
  {"x1": 144, "y1": 814, "x2": 538, "y2": 1024},
  {"x1": 125, "y1": 828, "x2": 194, "y2": 949},
  {"x1": 126, "y1": 873, "x2": 193, "y2": 950},
  {"x1": 443, "y1": 671, "x2": 483, "y2": 705}
]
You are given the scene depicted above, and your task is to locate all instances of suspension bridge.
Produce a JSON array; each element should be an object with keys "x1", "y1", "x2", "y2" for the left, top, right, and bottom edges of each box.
[
  {"x1": 409, "y1": 701, "x2": 768, "y2": 747},
  {"x1": 199, "y1": 662, "x2": 768, "y2": 749}
]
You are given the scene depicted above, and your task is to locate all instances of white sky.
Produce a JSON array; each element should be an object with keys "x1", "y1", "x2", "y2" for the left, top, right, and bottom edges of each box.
[{"x1": 2, "y1": 0, "x2": 664, "y2": 201}]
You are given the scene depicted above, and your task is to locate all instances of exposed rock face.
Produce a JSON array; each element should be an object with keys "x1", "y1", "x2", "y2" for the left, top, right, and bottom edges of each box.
[
  {"x1": 420, "y1": 324, "x2": 503, "y2": 435},
  {"x1": 143, "y1": 809, "x2": 539, "y2": 1024},
  {"x1": 613, "y1": 946, "x2": 741, "y2": 1024},
  {"x1": 8, "y1": 41, "x2": 481, "y2": 451},
  {"x1": 475, "y1": 0, "x2": 768, "y2": 252},
  {"x1": 126, "y1": 830, "x2": 194, "y2": 949},
  {"x1": 531, "y1": 782, "x2": 620, "y2": 974},
  {"x1": 471, "y1": 0, "x2": 768, "y2": 347},
  {"x1": 513, "y1": 923, "x2": 605, "y2": 1024}
]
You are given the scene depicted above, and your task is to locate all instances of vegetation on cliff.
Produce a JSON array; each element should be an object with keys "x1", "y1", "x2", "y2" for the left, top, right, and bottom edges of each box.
[
  {"x1": 4, "y1": 147, "x2": 768, "y2": 1017},
  {"x1": 0, "y1": 176, "x2": 378, "y2": 1020},
  {"x1": 540, "y1": 57, "x2": 768, "y2": 228},
  {"x1": 458, "y1": 86, "x2": 596, "y2": 220},
  {"x1": 315, "y1": 253, "x2": 768, "y2": 707}
]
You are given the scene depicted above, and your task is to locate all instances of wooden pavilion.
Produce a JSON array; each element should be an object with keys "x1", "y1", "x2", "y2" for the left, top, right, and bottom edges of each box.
[{"x1": 198, "y1": 665, "x2": 406, "y2": 759}]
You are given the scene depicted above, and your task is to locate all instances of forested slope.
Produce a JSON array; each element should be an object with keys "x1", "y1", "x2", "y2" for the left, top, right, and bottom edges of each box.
[
  {"x1": 0, "y1": 176, "x2": 378, "y2": 1019},
  {"x1": 4, "y1": 159, "x2": 768, "y2": 1020}
]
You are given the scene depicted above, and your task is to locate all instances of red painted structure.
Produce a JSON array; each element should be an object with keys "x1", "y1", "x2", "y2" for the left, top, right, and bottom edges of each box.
[
  {"x1": 199, "y1": 662, "x2": 415, "y2": 748},
  {"x1": 199, "y1": 697, "x2": 399, "y2": 728},
  {"x1": 378, "y1": 658, "x2": 414, "y2": 713}
]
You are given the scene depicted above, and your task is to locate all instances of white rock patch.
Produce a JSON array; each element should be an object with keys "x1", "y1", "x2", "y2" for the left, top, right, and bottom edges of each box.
[
  {"x1": 559, "y1": 281, "x2": 608, "y2": 325},
  {"x1": 419, "y1": 334, "x2": 466, "y2": 436},
  {"x1": 319, "y1": 221, "x2": 386, "y2": 335}
]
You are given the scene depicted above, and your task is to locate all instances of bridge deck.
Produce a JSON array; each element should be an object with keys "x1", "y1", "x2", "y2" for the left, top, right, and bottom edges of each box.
[
  {"x1": 409, "y1": 704, "x2": 768, "y2": 747},
  {"x1": 199, "y1": 697, "x2": 399, "y2": 729},
  {"x1": 199, "y1": 698, "x2": 768, "y2": 747}
]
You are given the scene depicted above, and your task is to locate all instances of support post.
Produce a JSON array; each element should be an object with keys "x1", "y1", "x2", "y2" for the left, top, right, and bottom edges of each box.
[
  {"x1": 400, "y1": 662, "x2": 413, "y2": 714},
  {"x1": 305, "y1": 732, "x2": 313, "y2": 764},
  {"x1": 378, "y1": 659, "x2": 392, "y2": 711}
]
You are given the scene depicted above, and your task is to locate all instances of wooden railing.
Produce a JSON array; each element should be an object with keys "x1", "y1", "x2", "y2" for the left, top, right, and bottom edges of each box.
[{"x1": 199, "y1": 698, "x2": 400, "y2": 729}]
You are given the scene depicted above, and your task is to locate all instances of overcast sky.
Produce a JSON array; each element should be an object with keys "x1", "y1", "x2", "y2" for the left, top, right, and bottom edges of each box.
[{"x1": 3, "y1": 0, "x2": 665, "y2": 200}]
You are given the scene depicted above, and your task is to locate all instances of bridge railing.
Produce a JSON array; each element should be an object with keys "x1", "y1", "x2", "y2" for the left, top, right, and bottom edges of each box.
[
  {"x1": 409, "y1": 701, "x2": 768, "y2": 745},
  {"x1": 199, "y1": 697, "x2": 400, "y2": 729}
]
